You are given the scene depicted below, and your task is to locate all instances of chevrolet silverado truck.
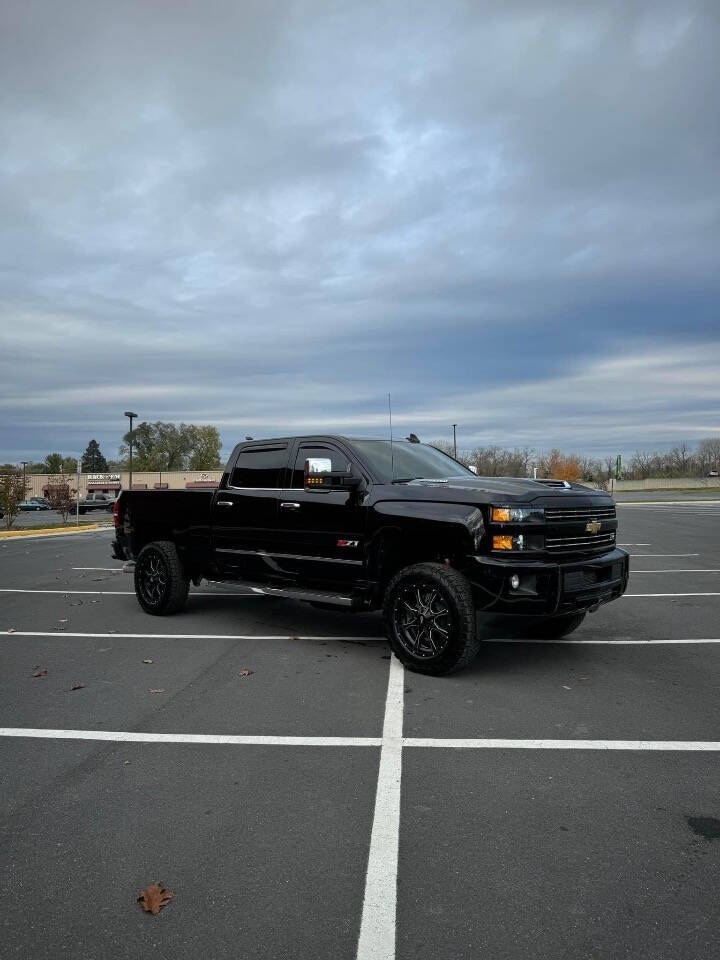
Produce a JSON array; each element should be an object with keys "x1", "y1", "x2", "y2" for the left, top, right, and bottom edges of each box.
[{"x1": 112, "y1": 435, "x2": 628, "y2": 675}]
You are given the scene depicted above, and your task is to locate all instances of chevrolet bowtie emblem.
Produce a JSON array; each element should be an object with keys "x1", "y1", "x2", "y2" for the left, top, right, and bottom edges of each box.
[{"x1": 585, "y1": 521, "x2": 601, "y2": 534}]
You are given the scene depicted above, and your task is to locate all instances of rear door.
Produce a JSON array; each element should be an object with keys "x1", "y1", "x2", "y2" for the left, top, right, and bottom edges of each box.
[
  {"x1": 273, "y1": 440, "x2": 367, "y2": 586},
  {"x1": 211, "y1": 443, "x2": 289, "y2": 580}
]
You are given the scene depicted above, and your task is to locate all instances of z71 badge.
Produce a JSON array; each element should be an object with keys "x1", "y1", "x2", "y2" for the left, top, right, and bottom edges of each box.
[{"x1": 337, "y1": 539, "x2": 360, "y2": 548}]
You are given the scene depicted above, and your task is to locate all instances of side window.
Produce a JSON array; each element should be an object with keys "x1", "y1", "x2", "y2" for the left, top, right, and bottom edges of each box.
[
  {"x1": 230, "y1": 447, "x2": 287, "y2": 488},
  {"x1": 291, "y1": 445, "x2": 351, "y2": 488}
]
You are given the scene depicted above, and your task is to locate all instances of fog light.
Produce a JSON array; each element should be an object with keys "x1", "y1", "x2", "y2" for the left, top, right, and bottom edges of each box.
[{"x1": 510, "y1": 574, "x2": 520, "y2": 590}]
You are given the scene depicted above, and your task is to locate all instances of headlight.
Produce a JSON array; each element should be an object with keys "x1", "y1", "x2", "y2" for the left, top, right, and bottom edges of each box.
[{"x1": 491, "y1": 505, "x2": 544, "y2": 523}]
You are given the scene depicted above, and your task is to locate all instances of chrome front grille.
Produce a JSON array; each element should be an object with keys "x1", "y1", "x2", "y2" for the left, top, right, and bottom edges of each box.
[
  {"x1": 545, "y1": 506, "x2": 616, "y2": 522},
  {"x1": 545, "y1": 531, "x2": 616, "y2": 552}
]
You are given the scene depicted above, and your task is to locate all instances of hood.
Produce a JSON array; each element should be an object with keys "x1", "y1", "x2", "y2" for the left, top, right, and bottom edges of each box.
[{"x1": 401, "y1": 475, "x2": 613, "y2": 505}]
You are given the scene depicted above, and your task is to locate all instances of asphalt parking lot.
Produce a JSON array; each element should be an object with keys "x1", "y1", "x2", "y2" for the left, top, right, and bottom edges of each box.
[{"x1": 1, "y1": 500, "x2": 719, "y2": 959}]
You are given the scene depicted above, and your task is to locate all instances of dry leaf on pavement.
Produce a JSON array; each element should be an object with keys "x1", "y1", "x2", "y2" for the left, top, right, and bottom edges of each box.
[
  {"x1": 148, "y1": 688, "x2": 165, "y2": 694},
  {"x1": 32, "y1": 668, "x2": 48, "y2": 678},
  {"x1": 238, "y1": 669, "x2": 254, "y2": 678},
  {"x1": 137, "y1": 882, "x2": 174, "y2": 915},
  {"x1": 142, "y1": 659, "x2": 153, "y2": 664},
  {"x1": 70, "y1": 682, "x2": 85, "y2": 691}
]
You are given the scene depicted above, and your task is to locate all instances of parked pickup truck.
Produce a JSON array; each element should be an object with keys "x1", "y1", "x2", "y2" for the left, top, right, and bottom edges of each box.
[
  {"x1": 77, "y1": 492, "x2": 116, "y2": 515},
  {"x1": 112, "y1": 435, "x2": 628, "y2": 674}
]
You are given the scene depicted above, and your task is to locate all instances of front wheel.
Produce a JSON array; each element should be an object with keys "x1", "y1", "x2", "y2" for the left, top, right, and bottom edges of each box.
[
  {"x1": 383, "y1": 562, "x2": 480, "y2": 675},
  {"x1": 134, "y1": 541, "x2": 190, "y2": 615}
]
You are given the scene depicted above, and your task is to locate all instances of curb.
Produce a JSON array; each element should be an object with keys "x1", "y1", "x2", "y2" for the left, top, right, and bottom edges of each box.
[{"x1": 0, "y1": 524, "x2": 108, "y2": 540}]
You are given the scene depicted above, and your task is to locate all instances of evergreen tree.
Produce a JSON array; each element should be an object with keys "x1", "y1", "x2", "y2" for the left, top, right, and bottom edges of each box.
[{"x1": 81, "y1": 439, "x2": 108, "y2": 472}]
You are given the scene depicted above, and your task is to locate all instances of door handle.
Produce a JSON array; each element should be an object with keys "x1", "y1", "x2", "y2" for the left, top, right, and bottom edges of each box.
[
  {"x1": 216, "y1": 500, "x2": 234, "y2": 508},
  {"x1": 280, "y1": 502, "x2": 301, "y2": 510}
]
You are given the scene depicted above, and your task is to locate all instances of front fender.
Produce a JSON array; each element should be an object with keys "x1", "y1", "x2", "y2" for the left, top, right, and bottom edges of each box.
[{"x1": 368, "y1": 499, "x2": 484, "y2": 563}]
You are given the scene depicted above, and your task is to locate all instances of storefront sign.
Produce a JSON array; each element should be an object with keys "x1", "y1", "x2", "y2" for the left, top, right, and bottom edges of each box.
[{"x1": 88, "y1": 473, "x2": 121, "y2": 482}]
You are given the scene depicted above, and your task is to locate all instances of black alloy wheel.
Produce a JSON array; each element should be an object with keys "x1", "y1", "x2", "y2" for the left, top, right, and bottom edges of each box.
[
  {"x1": 392, "y1": 583, "x2": 453, "y2": 659},
  {"x1": 384, "y1": 562, "x2": 481, "y2": 675},
  {"x1": 134, "y1": 540, "x2": 189, "y2": 615}
]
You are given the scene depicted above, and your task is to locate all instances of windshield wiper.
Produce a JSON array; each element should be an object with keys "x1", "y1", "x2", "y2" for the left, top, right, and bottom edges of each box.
[{"x1": 391, "y1": 477, "x2": 417, "y2": 483}]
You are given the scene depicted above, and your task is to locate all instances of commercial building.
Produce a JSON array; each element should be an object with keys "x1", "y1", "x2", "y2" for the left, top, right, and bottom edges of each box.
[{"x1": 19, "y1": 471, "x2": 223, "y2": 499}]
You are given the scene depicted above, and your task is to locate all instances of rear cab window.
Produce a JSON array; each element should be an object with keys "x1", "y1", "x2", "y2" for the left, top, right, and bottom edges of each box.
[{"x1": 230, "y1": 446, "x2": 287, "y2": 488}]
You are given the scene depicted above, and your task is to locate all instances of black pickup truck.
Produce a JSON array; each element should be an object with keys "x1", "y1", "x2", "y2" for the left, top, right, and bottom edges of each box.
[{"x1": 112, "y1": 435, "x2": 628, "y2": 674}]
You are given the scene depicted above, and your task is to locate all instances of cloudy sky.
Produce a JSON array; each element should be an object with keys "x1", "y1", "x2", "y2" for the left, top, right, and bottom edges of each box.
[{"x1": 1, "y1": 0, "x2": 718, "y2": 464}]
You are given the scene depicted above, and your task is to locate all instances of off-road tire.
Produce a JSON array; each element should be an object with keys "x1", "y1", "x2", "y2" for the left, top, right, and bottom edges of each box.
[
  {"x1": 525, "y1": 611, "x2": 586, "y2": 639},
  {"x1": 383, "y1": 562, "x2": 480, "y2": 675},
  {"x1": 134, "y1": 540, "x2": 190, "y2": 616}
]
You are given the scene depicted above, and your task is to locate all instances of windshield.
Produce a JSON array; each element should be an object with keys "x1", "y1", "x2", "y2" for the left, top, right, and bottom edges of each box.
[{"x1": 352, "y1": 440, "x2": 474, "y2": 483}]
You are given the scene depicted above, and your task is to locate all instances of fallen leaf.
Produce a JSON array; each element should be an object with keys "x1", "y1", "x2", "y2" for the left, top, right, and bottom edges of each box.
[
  {"x1": 32, "y1": 668, "x2": 48, "y2": 678},
  {"x1": 137, "y1": 882, "x2": 174, "y2": 915},
  {"x1": 142, "y1": 659, "x2": 153, "y2": 664},
  {"x1": 70, "y1": 682, "x2": 85, "y2": 691},
  {"x1": 58, "y1": 618, "x2": 68, "y2": 623},
  {"x1": 238, "y1": 669, "x2": 254, "y2": 678},
  {"x1": 7, "y1": 628, "x2": 16, "y2": 633},
  {"x1": 90, "y1": 599, "x2": 101, "y2": 604},
  {"x1": 562, "y1": 685, "x2": 572, "y2": 690},
  {"x1": 149, "y1": 688, "x2": 165, "y2": 694}
]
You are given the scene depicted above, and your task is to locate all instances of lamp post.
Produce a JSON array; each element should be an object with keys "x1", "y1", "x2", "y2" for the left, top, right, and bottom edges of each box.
[
  {"x1": 452, "y1": 424, "x2": 457, "y2": 460},
  {"x1": 124, "y1": 411, "x2": 138, "y2": 491},
  {"x1": 20, "y1": 460, "x2": 28, "y2": 496}
]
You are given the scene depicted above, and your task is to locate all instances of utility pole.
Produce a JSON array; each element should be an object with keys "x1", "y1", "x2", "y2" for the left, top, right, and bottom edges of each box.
[
  {"x1": 124, "y1": 411, "x2": 138, "y2": 491},
  {"x1": 452, "y1": 424, "x2": 457, "y2": 460},
  {"x1": 20, "y1": 461, "x2": 28, "y2": 496}
]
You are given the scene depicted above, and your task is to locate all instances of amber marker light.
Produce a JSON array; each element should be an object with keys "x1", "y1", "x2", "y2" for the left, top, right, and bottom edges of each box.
[
  {"x1": 492, "y1": 535, "x2": 514, "y2": 550},
  {"x1": 491, "y1": 507, "x2": 511, "y2": 522}
]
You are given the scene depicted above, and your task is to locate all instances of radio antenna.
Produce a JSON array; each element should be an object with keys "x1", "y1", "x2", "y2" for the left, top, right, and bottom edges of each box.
[{"x1": 388, "y1": 392, "x2": 394, "y2": 481}]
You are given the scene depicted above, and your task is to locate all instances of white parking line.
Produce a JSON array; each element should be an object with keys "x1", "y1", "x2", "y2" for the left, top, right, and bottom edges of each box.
[
  {"x1": 0, "y1": 630, "x2": 382, "y2": 641},
  {"x1": 624, "y1": 592, "x2": 720, "y2": 597},
  {"x1": 71, "y1": 567, "x2": 124, "y2": 571},
  {"x1": 488, "y1": 637, "x2": 720, "y2": 645},
  {"x1": 630, "y1": 554, "x2": 700, "y2": 558},
  {"x1": 356, "y1": 655, "x2": 404, "y2": 960},
  {"x1": 404, "y1": 738, "x2": 720, "y2": 751},
  {"x1": 630, "y1": 570, "x2": 720, "y2": 574},
  {"x1": 0, "y1": 729, "x2": 381, "y2": 746},
  {"x1": 0, "y1": 588, "x2": 262, "y2": 597},
  {"x1": 1, "y1": 729, "x2": 717, "y2": 752}
]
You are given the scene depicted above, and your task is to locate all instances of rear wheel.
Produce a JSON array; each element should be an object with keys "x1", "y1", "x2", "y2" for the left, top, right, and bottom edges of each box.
[
  {"x1": 383, "y1": 562, "x2": 480, "y2": 675},
  {"x1": 134, "y1": 540, "x2": 189, "y2": 615}
]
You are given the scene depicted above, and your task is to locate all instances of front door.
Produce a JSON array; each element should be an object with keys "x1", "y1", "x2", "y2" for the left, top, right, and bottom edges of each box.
[
  {"x1": 274, "y1": 440, "x2": 367, "y2": 586},
  {"x1": 211, "y1": 443, "x2": 289, "y2": 581}
]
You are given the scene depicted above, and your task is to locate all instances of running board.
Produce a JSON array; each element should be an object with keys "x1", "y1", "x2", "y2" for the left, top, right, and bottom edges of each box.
[{"x1": 243, "y1": 582, "x2": 354, "y2": 607}]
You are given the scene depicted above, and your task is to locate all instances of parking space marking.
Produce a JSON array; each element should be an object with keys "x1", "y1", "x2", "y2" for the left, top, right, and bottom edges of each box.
[
  {"x1": 404, "y1": 738, "x2": 720, "y2": 750},
  {"x1": 356, "y1": 655, "x2": 404, "y2": 960},
  {"x1": 630, "y1": 553, "x2": 700, "y2": 558},
  {"x1": 624, "y1": 592, "x2": 720, "y2": 597},
  {"x1": 0, "y1": 630, "x2": 382, "y2": 641},
  {"x1": 0, "y1": 588, "x2": 263, "y2": 597},
  {"x1": 630, "y1": 569, "x2": 720, "y2": 574},
  {"x1": 488, "y1": 637, "x2": 720, "y2": 644},
  {"x1": 2, "y1": 729, "x2": 717, "y2": 752},
  {"x1": 0, "y1": 728, "x2": 381, "y2": 746},
  {"x1": 71, "y1": 567, "x2": 124, "y2": 571}
]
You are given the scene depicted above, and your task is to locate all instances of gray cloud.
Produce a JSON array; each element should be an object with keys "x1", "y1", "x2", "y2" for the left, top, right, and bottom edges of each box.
[{"x1": 1, "y1": 0, "x2": 719, "y2": 462}]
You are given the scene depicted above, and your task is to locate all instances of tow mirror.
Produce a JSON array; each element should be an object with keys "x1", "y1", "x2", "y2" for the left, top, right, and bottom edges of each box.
[{"x1": 304, "y1": 457, "x2": 361, "y2": 491}]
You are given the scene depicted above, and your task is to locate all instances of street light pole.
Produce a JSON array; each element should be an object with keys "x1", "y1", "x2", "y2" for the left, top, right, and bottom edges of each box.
[
  {"x1": 20, "y1": 461, "x2": 28, "y2": 496},
  {"x1": 124, "y1": 411, "x2": 138, "y2": 491},
  {"x1": 452, "y1": 424, "x2": 457, "y2": 460}
]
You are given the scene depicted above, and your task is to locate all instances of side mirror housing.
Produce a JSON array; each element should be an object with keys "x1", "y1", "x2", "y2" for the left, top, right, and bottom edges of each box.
[{"x1": 304, "y1": 457, "x2": 362, "y2": 491}]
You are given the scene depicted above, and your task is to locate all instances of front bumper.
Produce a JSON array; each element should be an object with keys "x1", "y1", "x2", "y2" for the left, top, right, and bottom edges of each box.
[{"x1": 461, "y1": 547, "x2": 629, "y2": 616}]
